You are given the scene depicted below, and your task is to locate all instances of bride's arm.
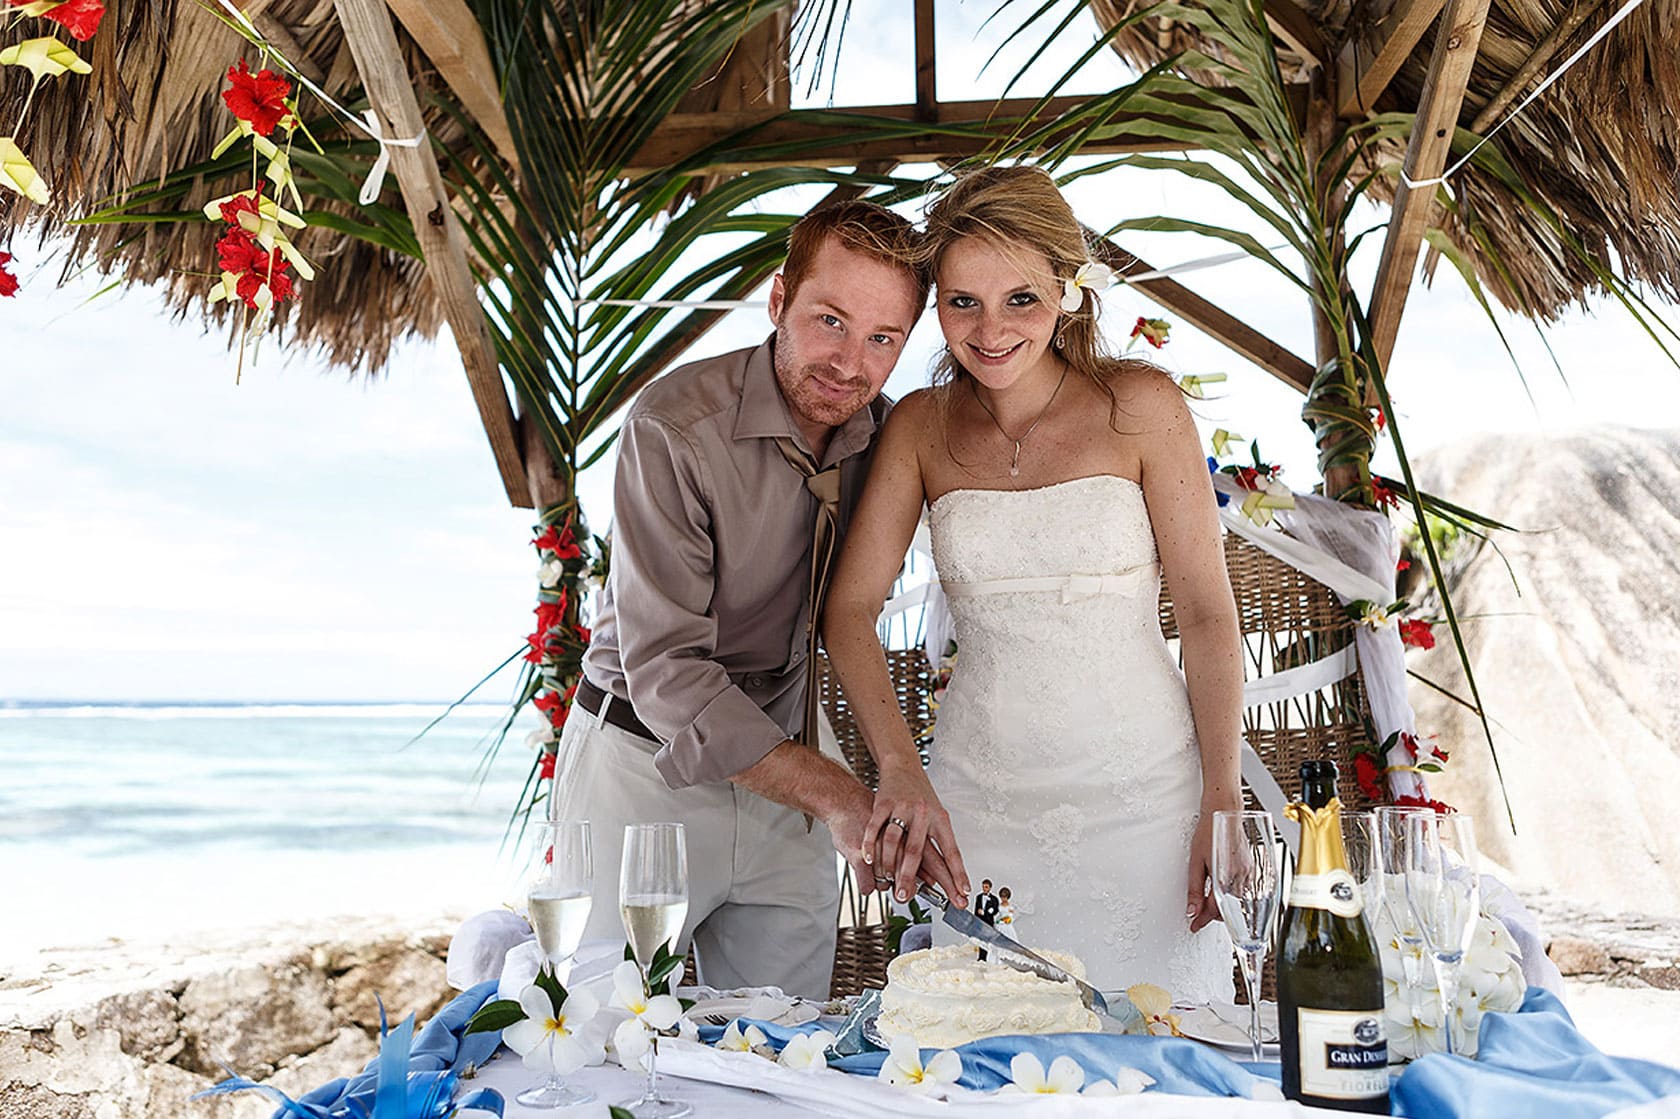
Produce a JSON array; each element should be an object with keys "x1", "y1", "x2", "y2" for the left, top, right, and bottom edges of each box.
[
  {"x1": 1131, "y1": 369, "x2": 1244, "y2": 933},
  {"x1": 824, "y1": 392, "x2": 970, "y2": 907}
]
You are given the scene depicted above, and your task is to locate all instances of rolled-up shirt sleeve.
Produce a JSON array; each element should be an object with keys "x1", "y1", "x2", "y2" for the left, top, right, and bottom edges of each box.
[{"x1": 611, "y1": 414, "x2": 791, "y2": 788}]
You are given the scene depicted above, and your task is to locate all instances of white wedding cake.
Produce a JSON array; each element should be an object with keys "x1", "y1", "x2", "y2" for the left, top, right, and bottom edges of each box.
[{"x1": 874, "y1": 944, "x2": 1100, "y2": 1048}]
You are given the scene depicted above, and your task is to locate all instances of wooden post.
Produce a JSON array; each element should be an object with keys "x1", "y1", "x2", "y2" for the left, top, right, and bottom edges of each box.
[
  {"x1": 332, "y1": 0, "x2": 529, "y2": 507},
  {"x1": 1366, "y1": 0, "x2": 1492, "y2": 370},
  {"x1": 914, "y1": 0, "x2": 937, "y2": 121},
  {"x1": 382, "y1": 0, "x2": 519, "y2": 169},
  {"x1": 1336, "y1": 0, "x2": 1450, "y2": 117}
]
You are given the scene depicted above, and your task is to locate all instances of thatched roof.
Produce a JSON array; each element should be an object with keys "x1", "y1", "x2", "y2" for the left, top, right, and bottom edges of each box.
[
  {"x1": 3, "y1": 0, "x2": 1677, "y2": 369},
  {"x1": 1092, "y1": 0, "x2": 1680, "y2": 322}
]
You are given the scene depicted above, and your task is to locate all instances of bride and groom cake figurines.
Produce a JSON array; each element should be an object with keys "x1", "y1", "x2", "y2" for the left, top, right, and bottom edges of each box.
[{"x1": 554, "y1": 164, "x2": 1240, "y2": 1004}]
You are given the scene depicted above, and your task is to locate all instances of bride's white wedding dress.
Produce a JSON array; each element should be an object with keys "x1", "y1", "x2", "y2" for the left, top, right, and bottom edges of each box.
[{"x1": 927, "y1": 474, "x2": 1233, "y2": 1001}]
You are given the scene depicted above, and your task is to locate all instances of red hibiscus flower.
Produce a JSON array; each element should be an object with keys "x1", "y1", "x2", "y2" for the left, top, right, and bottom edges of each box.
[
  {"x1": 1372, "y1": 406, "x2": 1387, "y2": 434},
  {"x1": 222, "y1": 59, "x2": 293, "y2": 137},
  {"x1": 0, "y1": 251, "x2": 18, "y2": 298},
  {"x1": 218, "y1": 190, "x2": 265, "y2": 228},
  {"x1": 1392, "y1": 793, "x2": 1454, "y2": 814},
  {"x1": 1353, "y1": 752, "x2": 1385, "y2": 802},
  {"x1": 235, "y1": 266, "x2": 294, "y2": 310},
  {"x1": 524, "y1": 631, "x2": 547, "y2": 665},
  {"x1": 1370, "y1": 478, "x2": 1400, "y2": 510},
  {"x1": 1231, "y1": 466, "x2": 1262, "y2": 491},
  {"x1": 534, "y1": 598, "x2": 566, "y2": 637},
  {"x1": 1399, "y1": 619, "x2": 1436, "y2": 650},
  {"x1": 1129, "y1": 316, "x2": 1171, "y2": 348},
  {"x1": 533, "y1": 520, "x2": 584, "y2": 560},
  {"x1": 538, "y1": 750, "x2": 557, "y2": 780},
  {"x1": 532, "y1": 689, "x2": 564, "y2": 717},
  {"x1": 573, "y1": 624, "x2": 591, "y2": 645},
  {"x1": 214, "y1": 227, "x2": 294, "y2": 310},
  {"x1": 14, "y1": 0, "x2": 106, "y2": 41},
  {"x1": 1396, "y1": 557, "x2": 1411, "y2": 573}
]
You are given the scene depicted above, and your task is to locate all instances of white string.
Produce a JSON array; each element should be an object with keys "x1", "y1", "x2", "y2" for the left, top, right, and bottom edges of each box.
[
  {"x1": 1400, "y1": 0, "x2": 1647, "y2": 190},
  {"x1": 212, "y1": 0, "x2": 426, "y2": 204}
]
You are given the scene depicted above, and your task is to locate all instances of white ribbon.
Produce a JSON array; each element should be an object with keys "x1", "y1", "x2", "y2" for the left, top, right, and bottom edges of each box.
[
  {"x1": 357, "y1": 107, "x2": 427, "y2": 204},
  {"x1": 941, "y1": 563, "x2": 1159, "y2": 604}
]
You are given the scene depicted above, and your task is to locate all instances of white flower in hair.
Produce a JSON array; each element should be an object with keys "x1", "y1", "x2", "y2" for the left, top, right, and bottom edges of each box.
[{"x1": 1060, "y1": 260, "x2": 1115, "y2": 312}]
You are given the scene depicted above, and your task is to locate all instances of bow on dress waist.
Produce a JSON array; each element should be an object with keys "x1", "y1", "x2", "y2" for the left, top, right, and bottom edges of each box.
[{"x1": 941, "y1": 562, "x2": 1159, "y2": 605}]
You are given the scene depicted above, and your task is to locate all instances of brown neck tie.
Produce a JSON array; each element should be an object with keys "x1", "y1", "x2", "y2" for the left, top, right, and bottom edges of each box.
[{"x1": 774, "y1": 436, "x2": 842, "y2": 755}]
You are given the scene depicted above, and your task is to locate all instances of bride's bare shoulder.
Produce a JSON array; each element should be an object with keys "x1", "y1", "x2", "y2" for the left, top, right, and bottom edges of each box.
[{"x1": 1096, "y1": 359, "x2": 1192, "y2": 427}]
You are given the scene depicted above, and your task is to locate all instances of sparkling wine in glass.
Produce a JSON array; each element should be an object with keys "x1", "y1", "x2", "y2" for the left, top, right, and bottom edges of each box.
[
  {"x1": 1211, "y1": 809, "x2": 1282, "y2": 1063},
  {"x1": 519, "y1": 819, "x2": 595, "y2": 1109},
  {"x1": 1402, "y1": 812, "x2": 1480, "y2": 1055},
  {"x1": 619, "y1": 823, "x2": 691, "y2": 1119},
  {"x1": 1375, "y1": 805, "x2": 1431, "y2": 1033}
]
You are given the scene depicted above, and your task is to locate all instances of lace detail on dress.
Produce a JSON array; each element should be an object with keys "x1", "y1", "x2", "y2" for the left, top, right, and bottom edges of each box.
[{"x1": 925, "y1": 475, "x2": 1232, "y2": 999}]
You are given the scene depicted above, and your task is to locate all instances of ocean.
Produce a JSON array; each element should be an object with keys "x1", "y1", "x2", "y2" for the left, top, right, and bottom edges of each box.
[{"x1": 0, "y1": 702, "x2": 545, "y2": 957}]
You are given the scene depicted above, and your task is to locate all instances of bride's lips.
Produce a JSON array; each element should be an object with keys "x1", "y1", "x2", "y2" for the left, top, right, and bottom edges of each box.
[{"x1": 967, "y1": 340, "x2": 1025, "y2": 366}]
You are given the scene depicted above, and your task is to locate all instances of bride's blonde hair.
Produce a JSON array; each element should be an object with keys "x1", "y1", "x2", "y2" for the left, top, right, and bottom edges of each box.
[{"x1": 920, "y1": 165, "x2": 1159, "y2": 423}]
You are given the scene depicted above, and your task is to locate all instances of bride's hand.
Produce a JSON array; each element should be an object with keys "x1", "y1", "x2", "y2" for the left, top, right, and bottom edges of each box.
[
  {"x1": 1187, "y1": 799, "x2": 1236, "y2": 932},
  {"x1": 864, "y1": 762, "x2": 970, "y2": 907}
]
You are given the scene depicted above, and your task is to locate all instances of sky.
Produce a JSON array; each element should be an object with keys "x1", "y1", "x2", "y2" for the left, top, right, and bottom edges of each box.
[{"x1": 2, "y1": 1, "x2": 1678, "y2": 702}]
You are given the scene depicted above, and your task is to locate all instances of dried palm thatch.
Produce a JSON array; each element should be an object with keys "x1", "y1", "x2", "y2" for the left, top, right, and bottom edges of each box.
[
  {"x1": 0, "y1": 0, "x2": 790, "y2": 371},
  {"x1": 1090, "y1": 0, "x2": 1680, "y2": 321}
]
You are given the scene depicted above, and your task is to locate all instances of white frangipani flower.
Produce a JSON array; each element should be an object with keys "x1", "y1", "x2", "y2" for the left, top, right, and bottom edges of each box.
[
  {"x1": 777, "y1": 1030, "x2": 837, "y2": 1071},
  {"x1": 1059, "y1": 260, "x2": 1115, "y2": 313},
  {"x1": 610, "y1": 960, "x2": 682, "y2": 1030},
  {"x1": 877, "y1": 1036, "x2": 961, "y2": 1095},
  {"x1": 1002, "y1": 1052, "x2": 1085, "y2": 1094},
  {"x1": 1080, "y1": 1066, "x2": 1155, "y2": 1096},
  {"x1": 716, "y1": 1021, "x2": 769, "y2": 1053},
  {"x1": 501, "y1": 983, "x2": 600, "y2": 1075},
  {"x1": 613, "y1": 1015, "x2": 652, "y2": 1068},
  {"x1": 524, "y1": 724, "x2": 556, "y2": 750},
  {"x1": 537, "y1": 558, "x2": 565, "y2": 588}
]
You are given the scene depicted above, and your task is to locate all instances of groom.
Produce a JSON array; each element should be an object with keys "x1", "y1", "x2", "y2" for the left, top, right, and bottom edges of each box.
[{"x1": 552, "y1": 201, "x2": 949, "y2": 999}]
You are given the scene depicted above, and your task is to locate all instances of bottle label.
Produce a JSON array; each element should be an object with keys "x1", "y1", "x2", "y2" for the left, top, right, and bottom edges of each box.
[
  {"x1": 1296, "y1": 1007, "x2": 1389, "y2": 1100},
  {"x1": 1287, "y1": 868, "x2": 1363, "y2": 918}
]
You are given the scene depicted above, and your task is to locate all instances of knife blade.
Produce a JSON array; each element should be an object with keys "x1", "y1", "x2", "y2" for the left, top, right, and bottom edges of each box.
[{"x1": 915, "y1": 884, "x2": 1114, "y2": 1019}]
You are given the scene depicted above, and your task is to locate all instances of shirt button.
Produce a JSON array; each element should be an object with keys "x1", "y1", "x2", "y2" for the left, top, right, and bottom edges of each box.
[{"x1": 746, "y1": 674, "x2": 766, "y2": 690}]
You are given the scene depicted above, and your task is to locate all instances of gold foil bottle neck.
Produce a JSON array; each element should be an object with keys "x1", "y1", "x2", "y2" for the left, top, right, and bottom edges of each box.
[{"x1": 1286, "y1": 797, "x2": 1350, "y2": 877}]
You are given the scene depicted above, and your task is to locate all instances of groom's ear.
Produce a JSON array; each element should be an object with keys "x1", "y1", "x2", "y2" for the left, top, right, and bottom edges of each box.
[{"x1": 767, "y1": 272, "x2": 787, "y2": 326}]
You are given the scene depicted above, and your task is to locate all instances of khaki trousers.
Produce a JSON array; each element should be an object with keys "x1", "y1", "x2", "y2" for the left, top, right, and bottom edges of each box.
[{"x1": 550, "y1": 695, "x2": 840, "y2": 999}]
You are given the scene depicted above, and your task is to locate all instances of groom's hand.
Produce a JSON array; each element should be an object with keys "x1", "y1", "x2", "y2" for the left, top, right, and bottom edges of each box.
[{"x1": 865, "y1": 762, "x2": 970, "y2": 907}]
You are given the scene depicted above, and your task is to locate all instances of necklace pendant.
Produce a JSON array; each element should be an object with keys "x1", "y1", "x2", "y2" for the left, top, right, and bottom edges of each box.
[
  {"x1": 1009, "y1": 441, "x2": 1022, "y2": 478},
  {"x1": 1010, "y1": 463, "x2": 1020, "y2": 478}
]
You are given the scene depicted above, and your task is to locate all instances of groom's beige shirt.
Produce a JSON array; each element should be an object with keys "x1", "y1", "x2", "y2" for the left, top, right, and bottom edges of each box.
[{"x1": 583, "y1": 336, "x2": 885, "y2": 788}]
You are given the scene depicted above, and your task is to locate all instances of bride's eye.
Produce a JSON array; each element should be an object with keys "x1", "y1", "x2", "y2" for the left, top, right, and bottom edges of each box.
[
  {"x1": 1007, "y1": 291, "x2": 1039, "y2": 307},
  {"x1": 945, "y1": 295, "x2": 978, "y2": 310}
]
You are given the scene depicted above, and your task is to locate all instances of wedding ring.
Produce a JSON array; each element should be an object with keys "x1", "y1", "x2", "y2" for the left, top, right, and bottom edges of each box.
[
  {"x1": 874, "y1": 874, "x2": 895, "y2": 886},
  {"x1": 888, "y1": 817, "x2": 910, "y2": 831}
]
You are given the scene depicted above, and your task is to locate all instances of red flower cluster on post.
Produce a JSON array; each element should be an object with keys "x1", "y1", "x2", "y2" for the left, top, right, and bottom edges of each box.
[
  {"x1": 1399, "y1": 618, "x2": 1436, "y2": 650},
  {"x1": 1371, "y1": 477, "x2": 1401, "y2": 510},
  {"x1": 222, "y1": 59, "x2": 294, "y2": 136},
  {"x1": 0, "y1": 251, "x2": 18, "y2": 298},
  {"x1": 8, "y1": 0, "x2": 106, "y2": 41},
  {"x1": 532, "y1": 521, "x2": 584, "y2": 560},
  {"x1": 211, "y1": 189, "x2": 295, "y2": 312},
  {"x1": 1353, "y1": 752, "x2": 1385, "y2": 802},
  {"x1": 1396, "y1": 556, "x2": 1411, "y2": 572}
]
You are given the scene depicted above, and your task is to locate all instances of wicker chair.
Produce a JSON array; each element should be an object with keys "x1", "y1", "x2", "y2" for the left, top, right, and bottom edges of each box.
[{"x1": 817, "y1": 533, "x2": 1373, "y2": 999}]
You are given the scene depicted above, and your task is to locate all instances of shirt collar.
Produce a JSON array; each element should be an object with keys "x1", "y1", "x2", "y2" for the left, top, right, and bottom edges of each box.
[{"x1": 733, "y1": 333, "x2": 884, "y2": 467}]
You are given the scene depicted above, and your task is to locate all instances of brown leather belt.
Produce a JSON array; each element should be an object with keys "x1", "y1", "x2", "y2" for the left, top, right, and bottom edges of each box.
[{"x1": 574, "y1": 676, "x2": 659, "y2": 743}]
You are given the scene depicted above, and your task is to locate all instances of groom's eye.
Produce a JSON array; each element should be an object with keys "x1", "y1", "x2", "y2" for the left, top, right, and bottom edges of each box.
[{"x1": 820, "y1": 313, "x2": 842, "y2": 329}]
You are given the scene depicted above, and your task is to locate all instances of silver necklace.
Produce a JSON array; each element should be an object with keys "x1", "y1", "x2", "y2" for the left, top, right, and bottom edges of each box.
[{"x1": 969, "y1": 361, "x2": 1071, "y2": 478}]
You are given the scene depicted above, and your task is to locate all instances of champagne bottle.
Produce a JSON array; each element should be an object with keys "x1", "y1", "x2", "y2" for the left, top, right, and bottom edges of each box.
[{"x1": 1276, "y1": 760, "x2": 1390, "y2": 1112}]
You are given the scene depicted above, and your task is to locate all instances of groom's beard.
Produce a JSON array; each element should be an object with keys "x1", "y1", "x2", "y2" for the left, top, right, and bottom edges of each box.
[{"x1": 776, "y1": 358, "x2": 875, "y2": 429}]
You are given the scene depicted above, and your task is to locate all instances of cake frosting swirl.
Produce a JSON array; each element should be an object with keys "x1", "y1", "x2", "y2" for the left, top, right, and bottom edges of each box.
[{"x1": 874, "y1": 944, "x2": 1101, "y2": 1048}]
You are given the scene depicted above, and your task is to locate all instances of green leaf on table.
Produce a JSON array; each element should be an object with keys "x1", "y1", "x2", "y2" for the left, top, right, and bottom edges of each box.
[
  {"x1": 610, "y1": 1107, "x2": 636, "y2": 1119},
  {"x1": 463, "y1": 999, "x2": 526, "y2": 1034},
  {"x1": 647, "y1": 952, "x2": 684, "y2": 991}
]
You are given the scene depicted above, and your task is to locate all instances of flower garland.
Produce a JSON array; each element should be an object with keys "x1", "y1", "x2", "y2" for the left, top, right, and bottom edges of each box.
[
  {"x1": 1207, "y1": 437, "x2": 1296, "y2": 526},
  {"x1": 1349, "y1": 730, "x2": 1454, "y2": 813},
  {"x1": 1, "y1": 0, "x2": 108, "y2": 286},
  {"x1": 519, "y1": 506, "x2": 603, "y2": 809}
]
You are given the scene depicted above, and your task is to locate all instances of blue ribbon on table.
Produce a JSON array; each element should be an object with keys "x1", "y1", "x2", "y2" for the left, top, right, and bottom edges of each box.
[
  {"x1": 194, "y1": 981, "x2": 506, "y2": 1118},
  {"x1": 701, "y1": 1018, "x2": 1277, "y2": 1098},
  {"x1": 1393, "y1": 988, "x2": 1680, "y2": 1118}
]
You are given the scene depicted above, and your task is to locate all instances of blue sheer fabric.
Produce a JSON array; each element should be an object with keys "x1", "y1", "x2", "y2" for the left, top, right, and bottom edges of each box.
[{"x1": 1392, "y1": 989, "x2": 1680, "y2": 1118}]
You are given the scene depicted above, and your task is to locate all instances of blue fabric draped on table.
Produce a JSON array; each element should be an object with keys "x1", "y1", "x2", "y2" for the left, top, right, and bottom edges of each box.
[
  {"x1": 1392, "y1": 989, "x2": 1680, "y2": 1118},
  {"x1": 198, "y1": 980, "x2": 505, "y2": 1119}
]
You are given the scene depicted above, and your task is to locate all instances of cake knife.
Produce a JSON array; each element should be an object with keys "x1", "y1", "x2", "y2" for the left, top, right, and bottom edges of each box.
[{"x1": 914, "y1": 884, "x2": 1115, "y2": 1019}]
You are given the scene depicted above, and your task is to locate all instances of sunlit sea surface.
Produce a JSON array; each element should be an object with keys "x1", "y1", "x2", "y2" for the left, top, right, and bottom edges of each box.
[{"x1": 0, "y1": 702, "x2": 543, "y2": 955}]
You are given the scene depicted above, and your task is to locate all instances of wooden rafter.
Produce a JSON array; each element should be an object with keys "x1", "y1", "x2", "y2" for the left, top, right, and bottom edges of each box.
[
  {"x1": 1471, "y1": 0, "x2": 1611, "y2": 131},
  {"x1": 914, "y1": 0, "x2": 937, "y2": 121},
  {"x1": 333, "y1": 0, "x2": 528, "y2": 506},
  {"x1": 1336, "y1": 0, "x2": 1450, "y2": 117},
  {"x1": 1263, "y1": 0, "x2": 1329, "y2": 70},
  {"x1": 1367, "y1": 0, "x2": 1493, "y2": 369},
  {"x1": 382, "y1": 0, "x2": 519, "y2": 169},
  {"x1": 1089, "y1": 237, "x2": 1318, "y2": 393}
]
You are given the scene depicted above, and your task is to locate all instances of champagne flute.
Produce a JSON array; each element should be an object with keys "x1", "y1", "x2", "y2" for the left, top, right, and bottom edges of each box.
[
  {"x1": 1402, "y1": 813, "x2": 1480, "y2": 1055},
  {"x1": 1211, "y1": 809, "x2": 1281, "y2": 1062},
  {"x1": 618, "y1": 823, "x2": 691, "y2": 1119},
  {"x1": 1375, "y1": 806, "x2": 1431, "y2": 1031},
  {"x1": 519, "y1": 819, "x2": 595, "y2": 1109}
]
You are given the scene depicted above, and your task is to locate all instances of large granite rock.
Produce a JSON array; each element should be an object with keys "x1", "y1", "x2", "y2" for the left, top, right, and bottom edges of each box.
[
  {"x1": 0, "y1": 916, "x2": 457, "y2": 1119},
  {"x1": 1407, "y1": 426, "x2": 1680, "y2": 917}
]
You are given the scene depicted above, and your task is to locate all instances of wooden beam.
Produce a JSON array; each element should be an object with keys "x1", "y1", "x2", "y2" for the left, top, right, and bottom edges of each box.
[
  {"x1": 626, "y1": 94, "x2": 1212, "y2": 171},
  {"x1": 1089, "y1": 236, "x2": 1318, "y2": 394},
  {"x1": 914, "y1": 0, "x2": 937, "y2": 120},
  {"x1": 1470, "y1": 0, "x2": 1610, "y2": 132},
  {"x1": 382, "y1": 0, "x2": 519, "y2": 169},
  {"x1": 1264, "y1": 0, "x2": 1329, "y2": 70},
  {"x1": 1367, "y1": 0, "x2": 1492, "y2": 369},
  {"x1": 1336, "y1": 0, "x2": 1449, "y2": 117},
  {"x1": 333, "y1": 0, "x2": 528, "y2": 507}
]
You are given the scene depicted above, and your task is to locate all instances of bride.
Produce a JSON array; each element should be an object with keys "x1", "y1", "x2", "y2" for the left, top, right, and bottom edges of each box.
[{"x1": 824, "y1": 165, "x2": 1240, "y2": 1000}]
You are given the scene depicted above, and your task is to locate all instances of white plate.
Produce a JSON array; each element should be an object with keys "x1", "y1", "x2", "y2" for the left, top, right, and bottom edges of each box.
[
  {"x1": 1175, "y1": 1002, "x2": 1280, "y2": 1053},
  {"x1": 684, "y1": 994, "x2": 821, "y2": 1028}
]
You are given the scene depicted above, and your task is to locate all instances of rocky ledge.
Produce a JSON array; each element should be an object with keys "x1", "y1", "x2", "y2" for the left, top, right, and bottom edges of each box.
[
  {"x1": 1530, "y1": 893, "x2": 1680, "y2": 991},
  {"x1": 0, "y1": 914, "x2": 462, "y2": 1119}
]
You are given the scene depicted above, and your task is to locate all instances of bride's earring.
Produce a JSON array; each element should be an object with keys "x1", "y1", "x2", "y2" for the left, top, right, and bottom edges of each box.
[{"x1": 1053, "y1": 320, "x2": 1068, "y2": 350}]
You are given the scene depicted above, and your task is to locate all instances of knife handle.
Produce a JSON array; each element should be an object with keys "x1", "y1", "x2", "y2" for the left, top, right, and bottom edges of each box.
[{"x1": 915, "y1": 883, "x2": 950, "y2": 910}]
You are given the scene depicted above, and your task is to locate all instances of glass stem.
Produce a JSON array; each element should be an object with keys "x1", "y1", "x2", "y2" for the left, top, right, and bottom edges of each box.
[
  {"x1": 1241, "y1": 945, "x2": 1266, "y2": 1064},
  {"x1": 645, "y1": 1030, "x2": 659, "y2": 1100},
  {"x1": 1399, "y1": 938, "x2": 1422, "y2": 1024},
  {"x1": 1432, "y1": 956, "x2": 1462, "y2": 1057}
]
